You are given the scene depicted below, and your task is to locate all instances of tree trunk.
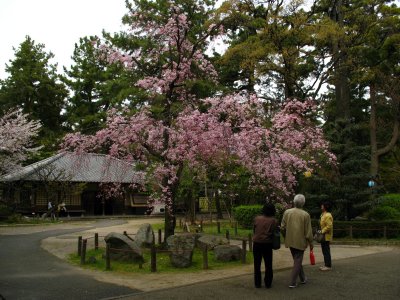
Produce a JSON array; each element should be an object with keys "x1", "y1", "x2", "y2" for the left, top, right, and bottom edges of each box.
[
  {"x1": 215, "y1": 192, "x2": 223, "y2": 220},
  {"x1": 369, "y1": 83, "x2": 400, "y2": 177},
  {"x1": 164, "y1": 208, "x2": 176, "y2": 242},
  {"x1": 369, "y1": 83, "x2": 378, "y2": 177},
  {"x1": 163, "y1": 164, "x2": 183, "y2": 242},
  {"x1": 331, "y1": 0, "x2": 351, "y2": 121}
]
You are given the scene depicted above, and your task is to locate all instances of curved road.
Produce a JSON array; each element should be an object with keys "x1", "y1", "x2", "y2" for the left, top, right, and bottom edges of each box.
[{"x1": 0, "y1": 220, "x2": 139, "y2": 300}]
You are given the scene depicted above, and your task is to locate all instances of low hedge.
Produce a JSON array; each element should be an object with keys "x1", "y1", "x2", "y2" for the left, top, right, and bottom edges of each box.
[
  {"x1": 379, "y1": 194, "x2": 400, "y2": 212},
  {"x1": 233, "y1": 205, "x2": 262, "y2": 228},
  {"x1": 233, "y1": 204, "x2": 285, "y2": 228},
  {"x1": 233, "y1": 205, "x2": 400, "y2": 238},
  {"x1": 369, "y1": 206, "x2": 400, "y2": 221}
]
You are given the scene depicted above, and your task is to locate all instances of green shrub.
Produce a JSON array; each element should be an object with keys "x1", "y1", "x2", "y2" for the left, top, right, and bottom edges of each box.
[
  {"x1": 369, "y1": 206, "x2": 400, "y2": 221},
  {"x1": 379, "y1": 194, "x2": 400, "y2": 212},
  {"x1": 233, "y1": 204, "x2": 286, "y2": 228},
  {"x1": 233, "y1": 205, "x2": 262, "y2": 228}
]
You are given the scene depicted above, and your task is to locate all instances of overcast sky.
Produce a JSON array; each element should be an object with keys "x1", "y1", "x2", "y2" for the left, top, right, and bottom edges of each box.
[{"x1": 0, "y1": 0, "x2": 127, "y2": 79}]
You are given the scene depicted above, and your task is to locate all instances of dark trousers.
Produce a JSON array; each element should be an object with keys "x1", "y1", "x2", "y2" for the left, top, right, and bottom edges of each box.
[
  {"x1": 253, "y1": 242, "x2": 273, "y2": 288},
  {"x1": 321, "y1": 241, "x2": 332, "y2": 267},
  {"x1": 289, "y1": 247, "x2": 306, "y2": 285}
]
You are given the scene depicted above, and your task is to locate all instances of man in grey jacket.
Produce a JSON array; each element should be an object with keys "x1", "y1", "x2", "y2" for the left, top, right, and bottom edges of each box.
[{"x1": 281, "y1": 194, "x2": 313, "y2": 288}]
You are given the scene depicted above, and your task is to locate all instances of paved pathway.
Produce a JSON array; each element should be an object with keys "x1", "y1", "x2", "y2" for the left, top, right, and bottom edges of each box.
[
  {"x1": 0, "y1": 220, "x2": 139, "y2": 300},
  {"x1": 1, "y1": 219, "x2": 399, "y2": 300},
  {"x1": 117, "y1": 248, "x2": 400, "y2": 300}
]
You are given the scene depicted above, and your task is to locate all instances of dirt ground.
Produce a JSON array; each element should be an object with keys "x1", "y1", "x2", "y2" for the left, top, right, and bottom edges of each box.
[{"x1": 0, "y1": 219, "x2": 394, "y2": 292}]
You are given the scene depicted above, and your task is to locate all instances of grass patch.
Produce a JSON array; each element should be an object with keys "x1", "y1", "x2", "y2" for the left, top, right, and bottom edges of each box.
[{"x1": 69, "y1": 246, "x2": 253, "y2": 274}]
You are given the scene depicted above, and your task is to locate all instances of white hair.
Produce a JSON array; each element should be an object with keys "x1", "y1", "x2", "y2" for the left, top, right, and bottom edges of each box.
[{"x1": 293, "y1": 194, "x2": 305, "y2": 208}]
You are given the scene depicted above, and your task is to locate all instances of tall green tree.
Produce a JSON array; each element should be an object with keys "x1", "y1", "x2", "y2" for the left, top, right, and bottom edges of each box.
[
  {"x1": 214, "y1": 0, "x2": 336, "y2": 105},
  {"x1": 315, "y1": 0, "x2": 400, "y2": 217},
  {"x1": 62, "y1": 36, "x2": 139, "y2": 134},
  {"x1": 0, "y1": 36, "x2": 67, "y2": 159}
]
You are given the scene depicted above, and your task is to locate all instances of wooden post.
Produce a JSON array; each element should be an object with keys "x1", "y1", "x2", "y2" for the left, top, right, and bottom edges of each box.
[
  {"x1": 158, "y1": 229, "x2": 162, "y2": 245},
  {"x1": 241, "y1": 240, "x2": 247, "y2": 264},
  {"x1": 234, "y1": 222, "x2": 238, "y2": 236},
  {"x1": 77, "y1": 236, "x2": 82, "y2": 256},
  {"x1": 80, "y1": 239, "x2": 87, "y2": 265},
  {"x1": 200, "y1": 219, "x2": 203, "y2": 232},
  {"x1": 106, "y1": 243, "x2": 111, "y2": 270},
  {"x1": 202, "y1": 246, "x2": 208, "y2": 270},
  {"x1": 217, "y1": 221, "x2": 221, "y2": 234},
  {"x1": 349, "y1": 225, "x2": 353, "y2": 239},
  {"x1": 248, "y1": 234, "x2": 253, "y2": 252},
  {"x1": 225, "y1": 230, "x2": 230, "y2": 243},
  {"x1": 383, "y1": 226, "x2": 387, "y2": 239},
  {"x1": 94, "y1": 233, "x2": 99, "y2": 251},
  {"x1": 151, "y1": 243, "x2": 157, "y2": 272}
]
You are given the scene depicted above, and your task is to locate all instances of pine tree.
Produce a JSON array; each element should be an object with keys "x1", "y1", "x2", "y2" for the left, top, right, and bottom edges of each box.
[
  {"x1": 62, "y1": 36, "x2": 139, "y2": 134},
  {"x1": 0, "y1": 36, "x2": 67, "y2": 159}
]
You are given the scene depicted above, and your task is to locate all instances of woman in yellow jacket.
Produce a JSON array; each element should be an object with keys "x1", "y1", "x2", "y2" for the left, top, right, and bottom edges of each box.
[{"x1": 319, "y1": 202, "x2": 333, "y2": 271}]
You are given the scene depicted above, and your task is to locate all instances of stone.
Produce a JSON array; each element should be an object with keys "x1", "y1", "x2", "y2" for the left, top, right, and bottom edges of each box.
[
  {"x1": 214, "y1": 245, "x2": 241, "y2": 262},
  {"x1": 135, "y1": 223, "x2": 154, "y2": 247},
  {"x1": 197, "y1": 235, "x2": 229, "y2": 250},
  {"x1": 104, "y1": 232, "x2": 143, "y2": 262},
  {"x1": 167, "y1": 234, "x2": 195, "y2": 268}
]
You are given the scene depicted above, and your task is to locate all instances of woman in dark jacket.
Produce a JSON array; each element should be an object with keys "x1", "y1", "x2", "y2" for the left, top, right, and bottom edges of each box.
[{"x1": 253, "y1": 203, "x2": 277, "y2": 288}]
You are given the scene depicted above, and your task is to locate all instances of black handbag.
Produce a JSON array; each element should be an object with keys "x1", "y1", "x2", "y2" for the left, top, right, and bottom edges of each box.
[
  {"x1": 314, "y1": 230, "x2": 325, "y2": 243},
  {"x1": 272, "y1": 227, "x2": 281, "y2": 250}
]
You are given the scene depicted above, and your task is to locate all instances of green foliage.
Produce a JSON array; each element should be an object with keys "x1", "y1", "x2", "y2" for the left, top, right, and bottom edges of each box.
[
  {"x1": 369, "y1": 206, "x2": 400, "y2": 221},
  {"x1": 233, "y1": 205, "x2": 262, "y2": 228},
  {"x1": 0, "y1": 36, "x2": 67, "y2": 159},
  {"x1": 233, "y1": 203, "x2": 286, "y2": 228},
  {"x1": 62, "y1": 36, "x2": 139, "y2": 134},
  {"x1": 379, "y1": 194, "x2": 400, "y2": 211}
]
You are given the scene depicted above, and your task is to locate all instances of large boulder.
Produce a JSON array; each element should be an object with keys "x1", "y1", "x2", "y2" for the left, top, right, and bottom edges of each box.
[
  {"x1": 135, "y1": 223, "x2": 154, "y2": 247},
  {"x1": 214, "y1": 245, "x2": 241, "y2": 262},
  {"x1": 166, "y1": 234, "x2": 195, "y2": 268},
  {"x1": 197, "y1": 235, "x2": 229, "y2": 250},
  {"x1": 104, "y1": 232, "x2": 143, "y2": 262}
]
